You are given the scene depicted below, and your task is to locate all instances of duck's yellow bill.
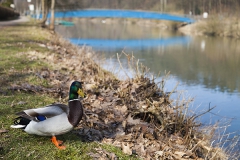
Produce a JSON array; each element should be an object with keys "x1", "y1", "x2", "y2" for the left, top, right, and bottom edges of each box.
[{"x1": 77, "y1": 89, "x2": 85, "y2": 98}]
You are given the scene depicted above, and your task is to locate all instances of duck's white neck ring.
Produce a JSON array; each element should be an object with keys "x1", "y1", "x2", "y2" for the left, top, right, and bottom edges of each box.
[{"x1": 68, "y1": 99, "x2": 79, "y2": 102}]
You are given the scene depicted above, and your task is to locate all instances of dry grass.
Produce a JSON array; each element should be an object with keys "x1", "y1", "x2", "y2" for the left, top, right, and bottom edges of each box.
[
  {"x1": 180, "y1": 16, "x2": 240, "y2": 38},
  {"x1": 114, "y1": 52, "x2": 238, "y2": 159}
]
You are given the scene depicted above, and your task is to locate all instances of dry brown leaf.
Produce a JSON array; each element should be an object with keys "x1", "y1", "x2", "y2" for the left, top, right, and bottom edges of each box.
[
  {"x1": 175, "y1": 151, "x2": 186, "y2": 157},
  {"x1": 140, "y1": 144, "x2": 146, "y2": 156},
  {"x1": 91, "y1": 100, "x2": 101, "y2": 109},
  {"x1": 185, "y1": 150, "x2": 193, "y2": 157},
  {"x1": 155, "y1": 150, "x2": 164, "y2": 157},
  {"x1": 0, "y1": 129, "x2": 8, "y2": 133},
  {"x1": 92, "y1": 147, "x2": 118, "y2": 160},
  {"x1": 115, "y1": 105, "x2": 128, "y2": 114},
  {"x1": 112, "y1": 140, "x2": 121, "y2": 147},
  {"x1": 101, "y1": 102, "x2": 113, "y2": 108},
  {"x1": 121, "y1": 143, "x2": 132, "y2": 155},
  {"x1": 84, "y1": 83, "x2": 96, "y2": 91},
  {"x1": 115, "y1": 134, "x2": 132, "y2": 141},
  {"x1": 126, "y1": 114, "x2": 141, "y2": 125},
  {"x1": 102, "y1": 138, "x2": 113, "y2": 145},
  {"x1": 136, "y1": 133, "x2": 145, "y2": 144}
]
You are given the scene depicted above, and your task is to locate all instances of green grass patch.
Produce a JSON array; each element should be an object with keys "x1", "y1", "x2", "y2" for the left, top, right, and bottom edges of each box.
[{"x1": 0, "y1": 25, "x2": 138, "y2": 159}]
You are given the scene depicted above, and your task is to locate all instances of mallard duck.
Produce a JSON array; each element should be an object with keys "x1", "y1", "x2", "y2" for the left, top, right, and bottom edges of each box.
[{"x1": 10, "y1": 81, "x2": 85, "y2": 149}]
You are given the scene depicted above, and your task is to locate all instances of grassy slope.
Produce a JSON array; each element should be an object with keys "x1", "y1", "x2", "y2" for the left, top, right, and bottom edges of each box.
[{"x1": 0, "y1": 25, "x2": 137, "y2": 160}]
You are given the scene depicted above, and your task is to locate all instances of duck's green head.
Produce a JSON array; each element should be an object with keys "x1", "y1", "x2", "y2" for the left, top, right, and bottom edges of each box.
[{"x1": 69, "y1": 81, "x2": 85, "y2": 100}]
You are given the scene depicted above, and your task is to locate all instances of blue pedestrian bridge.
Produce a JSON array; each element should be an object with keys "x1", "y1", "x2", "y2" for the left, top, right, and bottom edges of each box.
[{"x1": 47, "y1": 9, "x2": 194, "y2": 23}]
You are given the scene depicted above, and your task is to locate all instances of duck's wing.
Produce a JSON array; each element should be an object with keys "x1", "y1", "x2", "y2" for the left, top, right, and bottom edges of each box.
[
  {"x1": 16, "y1": 104, "x2": 69, "y2": 122},
  {"x1": 11, "y1": 104, "x2": 69, "y2": 129}
]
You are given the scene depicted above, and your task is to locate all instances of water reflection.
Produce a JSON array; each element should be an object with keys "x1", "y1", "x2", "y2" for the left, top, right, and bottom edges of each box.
[
  {"x1": 131, "y1": 37, "x2": 240, "y2": 94},
  {"x1": 56, "y1": 18, "x2": 183, "y2": 39},
  {"x1": 69, "y1": 36, "x2": 191, "y2": 50},
  {"x1": 110, "y1": 41, "x2": 240, "y2": 95},
  {"x1": 56, "y1": 18, "x2": 240, "y2": 94}
]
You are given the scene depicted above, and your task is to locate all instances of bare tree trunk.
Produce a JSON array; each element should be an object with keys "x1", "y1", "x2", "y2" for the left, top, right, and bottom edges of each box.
[
  {"x1": 49, "y1": 0, "x2": 55, "y2": 31},
  {"x1": 39, "y1": 0, "x2": 49, "y2": 27},
  {"x1": 35, "y1": 0, "x2": 41, "y2": 19},
  {"x1": 219, "y1": 0, "x2": 222, "y2": 13},
  {"x1": 208, "y1": 0, "x2": 211, "y2": 14},
  {"x1": 164, "y1": 0, "x2": 167, "y2": 12}
]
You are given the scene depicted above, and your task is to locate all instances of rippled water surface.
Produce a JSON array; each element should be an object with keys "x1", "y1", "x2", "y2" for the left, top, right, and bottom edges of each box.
[{"x1": 56, "y1": 18, "x2": 240, "y2": 138}]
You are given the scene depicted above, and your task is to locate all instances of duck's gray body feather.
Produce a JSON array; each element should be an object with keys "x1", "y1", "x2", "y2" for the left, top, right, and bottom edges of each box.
[
  {"x1": 12, "y1": 104, "x2": 76, "y2": 136},
  {"x1": 25, "y1": 112, "x2": 73, "y2": 136}
]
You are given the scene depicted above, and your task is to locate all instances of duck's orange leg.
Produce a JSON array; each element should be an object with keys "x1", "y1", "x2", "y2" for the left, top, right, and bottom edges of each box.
[{"x1": 51, "y1": 136, "x2": 66, "y2": 150}]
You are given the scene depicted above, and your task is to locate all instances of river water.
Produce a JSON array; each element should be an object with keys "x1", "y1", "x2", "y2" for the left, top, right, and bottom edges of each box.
[{"x1": 56, "y1": 18, "x2": 240, "y2": 143}]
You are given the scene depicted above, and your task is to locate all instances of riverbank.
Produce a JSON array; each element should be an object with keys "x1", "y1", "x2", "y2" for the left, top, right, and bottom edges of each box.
[
  {"x1": 179, "y1": 16, "x2": 240, "y2": 38},
  {"x1": 0, "y1": 23, "x2": 237, "y2": 159}
]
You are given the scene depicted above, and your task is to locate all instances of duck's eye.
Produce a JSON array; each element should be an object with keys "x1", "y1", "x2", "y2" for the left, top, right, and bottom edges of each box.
[{"x1": 36, "y1": 115, "x2": 47, "y2": 121}]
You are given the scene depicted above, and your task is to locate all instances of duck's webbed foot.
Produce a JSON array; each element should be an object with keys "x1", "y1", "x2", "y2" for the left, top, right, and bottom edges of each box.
[{"x1": 51, "y1": 136, "x2": 66, "y2": 150}]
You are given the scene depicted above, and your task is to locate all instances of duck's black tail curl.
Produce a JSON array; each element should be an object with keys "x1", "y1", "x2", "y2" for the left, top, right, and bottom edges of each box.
[{"x1": 12, "y1": 117, "x2": 31, "y2": 129}]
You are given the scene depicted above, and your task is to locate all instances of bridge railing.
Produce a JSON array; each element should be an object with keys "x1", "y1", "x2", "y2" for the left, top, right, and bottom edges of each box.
[{"x1": 45, "y1": 9, "x2": 195, "y2": 23}]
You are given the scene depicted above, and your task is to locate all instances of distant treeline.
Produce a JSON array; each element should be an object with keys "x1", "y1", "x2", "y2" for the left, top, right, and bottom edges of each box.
[
  {"x1": 0, "y1": 5, "x2": 19, "y2": 20},
  {"x1": 176, "y1": 0, "x2": 240, "y2": 15},
  {"x1": 12, "y1": 0, "x2": 240, "y2": 16},
  {"x1": 54, "y1": 0, "x2": 240, "y2": 15}
]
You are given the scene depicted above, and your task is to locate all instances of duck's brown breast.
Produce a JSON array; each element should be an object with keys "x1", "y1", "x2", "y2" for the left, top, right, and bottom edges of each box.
[{"x1": 68, "y1": 100, "x2": 83, "y2": 127}]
